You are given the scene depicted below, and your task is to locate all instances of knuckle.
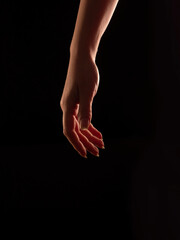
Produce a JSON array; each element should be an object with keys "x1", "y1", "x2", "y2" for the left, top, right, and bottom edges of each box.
[
  {"x1": 60, "y1": 97, "x2": 71, "y2": 111},
  {"x1": 60, "y1": 100, "x2": 64, "y2": 110}
]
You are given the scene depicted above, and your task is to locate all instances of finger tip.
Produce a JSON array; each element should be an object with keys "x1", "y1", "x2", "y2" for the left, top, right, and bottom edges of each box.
[
  {"x1": 79, "y1": 152, "x2": 87, "y2": 159},
  {"x1": 80, "y1": 119, "x2": 90, "y2": 130}
]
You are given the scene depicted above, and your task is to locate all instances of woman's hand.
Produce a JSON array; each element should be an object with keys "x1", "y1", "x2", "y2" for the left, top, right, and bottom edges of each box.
[{"x1": 60, "y1": 53, "x2": 105, "y2": 158}]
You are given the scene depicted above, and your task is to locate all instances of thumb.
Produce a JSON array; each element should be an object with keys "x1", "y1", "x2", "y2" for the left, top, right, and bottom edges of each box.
[{"x1": 78, "y1": 99, "x2": 92, "y2": 130}]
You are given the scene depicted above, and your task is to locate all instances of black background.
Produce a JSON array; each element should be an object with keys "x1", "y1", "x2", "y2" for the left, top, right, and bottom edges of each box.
[{"x1": 1, "y1": 0, "x2": 180, "y2": 239}]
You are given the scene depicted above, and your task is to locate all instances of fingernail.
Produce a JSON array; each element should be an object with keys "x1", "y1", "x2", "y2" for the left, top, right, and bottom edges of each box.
[
  {"x1": 82, "y1": 154, "x2": 87, "y2": 159},
  {"x1": 96, "y1": 153, "x2": 100, "y2": 157},
  {"x1": 100, "y1": 142, "x2": 105, "y2": 149}
]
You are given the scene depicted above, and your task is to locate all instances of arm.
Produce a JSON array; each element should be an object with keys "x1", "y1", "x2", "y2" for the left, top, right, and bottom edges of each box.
[
  {"x1": 60, "y1": 0, "x2": 119, "y2": 158},
  {"x1": 70, "y1": 0, "x2": 119, "y2": 60}
]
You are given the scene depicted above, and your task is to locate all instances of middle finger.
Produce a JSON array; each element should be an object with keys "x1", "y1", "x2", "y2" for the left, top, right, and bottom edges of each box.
[
  {"x1": 77, "y1": 130, "x2": 100, "y2": 157},
  {"x1": 80, "y1": 129, "x2": 105, "y2": 149}
]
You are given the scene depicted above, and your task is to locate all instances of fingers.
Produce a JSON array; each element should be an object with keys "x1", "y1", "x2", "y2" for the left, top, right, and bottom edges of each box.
[
  {"x1": 77, "y1": 130, "x2": 100, "y2": 157},
  {"x1": 80, "y1": 128, "x2": 105, "y2": 149},
  {"x1": 88, "y1": 123, "x2": 103, "y2": 140},
  {"x1": 75, "y1": 118, "x2": 101, "y2": 157},
  {"x1": 65, "y1": 130, "x2": 87, "y2": 158},
  {"x1": 62, "y1": 102, "x2": 104, "y2": 158},
  {"x1": 62, "y1": 108, "x2": 87, "y2": 158},
  {"x1": 62, "y1": 112, "x2": 104, "y2": 158}
]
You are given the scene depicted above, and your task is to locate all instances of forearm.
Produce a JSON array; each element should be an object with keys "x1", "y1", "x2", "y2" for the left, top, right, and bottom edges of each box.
[{"x1": 70, "y1": 0, "x2": 119, "y2": 60}]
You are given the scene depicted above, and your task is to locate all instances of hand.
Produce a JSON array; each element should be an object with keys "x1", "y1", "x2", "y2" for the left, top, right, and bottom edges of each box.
[{"x1": 60, "y1": 53, "x2": 105, "y2": 158}]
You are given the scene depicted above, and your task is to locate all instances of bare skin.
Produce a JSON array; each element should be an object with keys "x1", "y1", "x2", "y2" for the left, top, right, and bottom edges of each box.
[{"x1": 60, "y1": 0, "x2": 119, "y2": 158}]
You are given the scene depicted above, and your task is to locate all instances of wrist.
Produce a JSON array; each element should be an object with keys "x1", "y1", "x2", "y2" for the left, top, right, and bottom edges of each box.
[{"x1": 70, "y1": 41, "x2": 98, "y2": 62}]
